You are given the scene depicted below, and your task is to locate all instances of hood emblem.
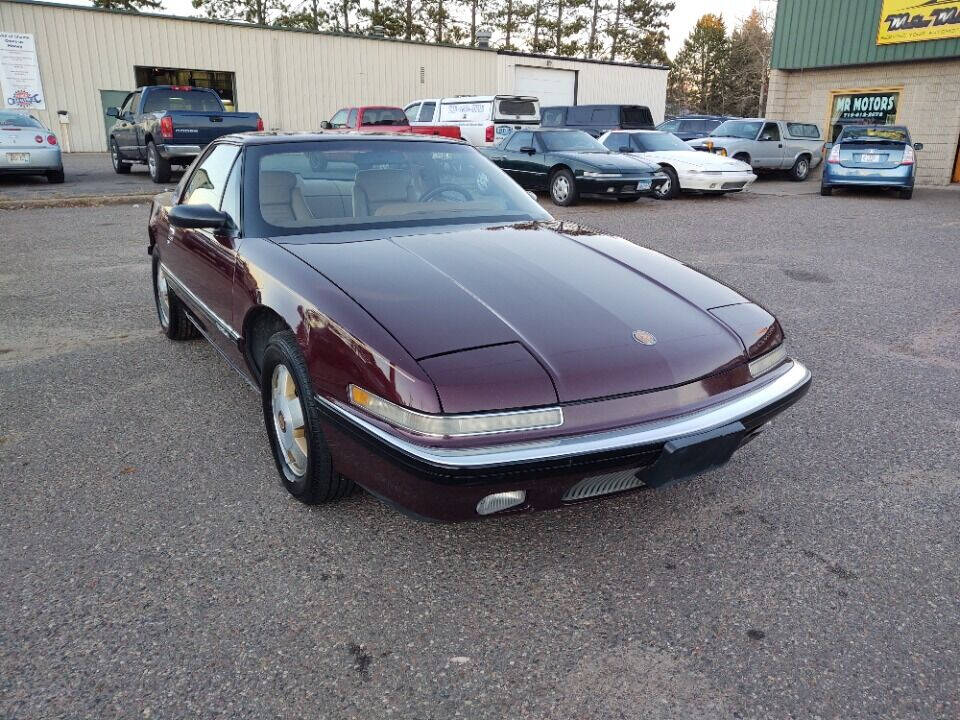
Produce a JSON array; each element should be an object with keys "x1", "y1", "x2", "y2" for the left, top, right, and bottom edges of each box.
[{"x1": 633, "y1": 330, "x2": 657, "y2": 346}]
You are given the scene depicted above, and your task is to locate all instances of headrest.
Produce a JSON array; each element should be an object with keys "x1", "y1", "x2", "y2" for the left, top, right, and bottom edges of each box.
[
  {"x1": 354, "y1": 169, "x2": 412, "y2": 203},
  {"x1": 260, "y1": 171, "x2": 298, "y2": 204}
]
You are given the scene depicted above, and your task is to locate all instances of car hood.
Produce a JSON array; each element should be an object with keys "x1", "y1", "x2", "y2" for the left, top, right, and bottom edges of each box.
[
  {"x1": 551, "y1": 151, "x2": 659, "y2": 173},
  {"x1": 284, "y1": 224, "x2": 750, "y2": 404},
  {"x1": 642, "y1": 151, "x2": 752, "y2": 171}
]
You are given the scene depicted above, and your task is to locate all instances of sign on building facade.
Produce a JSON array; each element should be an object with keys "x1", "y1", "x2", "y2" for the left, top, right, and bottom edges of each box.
[
  {"x1": 0, "y1": 31, "x2": 45, "y2": 109},
  {"x1": 877, "y1": 0, "x2": 960, "y2": 45}
]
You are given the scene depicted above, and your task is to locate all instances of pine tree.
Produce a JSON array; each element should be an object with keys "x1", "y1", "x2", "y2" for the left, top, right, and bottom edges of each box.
[
  {"x1": 606, "y1": 0, "x2": 672, "y2": 63},
  {"x1": 485, "y1": 0, "x2": 530, "y2": 50},
  {"x1": 93, "y1": 0, "x2": 163, "y2": 10},
  {"x1": 192, "y1": 0, "x2": 282, "y2": 25},
  {"x1": 724, "y1": 8, "x2": 773, "y2": 116},
  {"x1": 667, "y1": 13, "x2": 729, "y2": 114}
]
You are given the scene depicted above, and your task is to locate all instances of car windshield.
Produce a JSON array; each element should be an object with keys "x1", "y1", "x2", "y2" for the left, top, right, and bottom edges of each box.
[
  {"x1": 839, "y1": 127, "x2": 908, "y2": 143},
  {"x1": 0, "y1": 112, "x2": 43, "y2": 128},
  {"x1": 710, "y1": 121, "x2": 762, "y2": 139},
  {"x1": 633, "y1": 132, "x2": 693, "y2": 152},
  {"x1": 361, "y1": 108, "x2": 407, "y2": 126},
  {"x1": 246, "y1": 140, "x2": 552, "y2": 237},
  {"x1": 540, "y1": 131, "x2": 608, "y2": 153}
]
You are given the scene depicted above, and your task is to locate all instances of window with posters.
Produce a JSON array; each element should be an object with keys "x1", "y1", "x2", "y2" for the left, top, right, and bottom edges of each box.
[{"x1": 827, "y1": 89, "x2": 900, "y2": 142}]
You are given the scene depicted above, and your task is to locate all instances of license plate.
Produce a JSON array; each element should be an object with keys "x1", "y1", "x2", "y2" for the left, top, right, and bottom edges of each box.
[
  {"x1": 494, "y1": 125, "x2": 513, "y2": 137},
  {"x1": 637, "y1": 181, "x2": 651, "y2": 190},
  {"x1": 643, "y1": 421, "x2": 746, "y2": 489},
  {"x1": 861, "y1": 154, "x2": 881, "y2": 162},
  {"x1": 6, "y1": 152, "x2": 29, "y2": 164}
]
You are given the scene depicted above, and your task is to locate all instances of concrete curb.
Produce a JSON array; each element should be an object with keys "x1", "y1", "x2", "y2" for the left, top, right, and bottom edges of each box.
[{"x1": 0, "y1": 193, "x2": 155, "y2": 210}]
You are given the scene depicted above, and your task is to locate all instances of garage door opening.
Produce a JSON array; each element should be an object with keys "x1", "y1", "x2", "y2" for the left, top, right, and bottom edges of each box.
[
  {"x1": 134, "y1": 66, "x2": 237, "y2": 111},
  {"x1": 514, "y1": 66, "x2": 577, "y2": 107}
]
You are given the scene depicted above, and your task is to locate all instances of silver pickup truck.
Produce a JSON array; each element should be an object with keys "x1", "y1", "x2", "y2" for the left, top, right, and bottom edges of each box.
[{"x1": 687, "y1": 119, "x2": 825, "y2": 181}]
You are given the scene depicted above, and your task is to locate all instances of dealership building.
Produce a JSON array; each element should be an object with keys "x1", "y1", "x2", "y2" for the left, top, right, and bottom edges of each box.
[
  {"x1": 767, "y1": 0, "x2": 960, "y2": 185},
  {"x1": 0, "y1": 0, "x2": 667, "y2": 154}
]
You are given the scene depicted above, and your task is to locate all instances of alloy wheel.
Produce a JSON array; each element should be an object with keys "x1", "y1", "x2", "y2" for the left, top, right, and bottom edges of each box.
[
  {"x1": 655, "y1": 177, "x2": 672, "y2": 198},
  {"x1": 155, "y1": 266, "x2": 170, "y2": 328},
  {"x1": 271, "y1": 364, "x2": 308, "y2": 477},
  {"x1": 552, "y1": 175, "x2": 570, "y2": 203},
  {"x1": 148, "y1": 146, "x2": 157, "y2": 177}
]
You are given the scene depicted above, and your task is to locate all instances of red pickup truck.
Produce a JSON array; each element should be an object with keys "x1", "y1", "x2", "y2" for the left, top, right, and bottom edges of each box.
[{"x1": 321, "y1": 106, "x2": 461, "y2": 139}]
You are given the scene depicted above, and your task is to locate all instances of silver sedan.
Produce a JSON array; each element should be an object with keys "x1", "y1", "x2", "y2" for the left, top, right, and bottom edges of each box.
[{"x1": 0, "y1": 111, "x2": 63, "y2": 183}]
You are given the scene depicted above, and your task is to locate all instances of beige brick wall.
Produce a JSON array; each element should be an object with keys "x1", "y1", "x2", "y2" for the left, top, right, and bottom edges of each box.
[{"x1": 767, "y1": 60, "x2": 960, "y2": 186}]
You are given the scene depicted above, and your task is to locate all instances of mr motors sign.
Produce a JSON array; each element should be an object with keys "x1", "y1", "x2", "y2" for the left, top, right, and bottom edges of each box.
[
  {"x1": 832, "y1": 92, "x2": 899, "y2": 123},
  {"x1": 878, "y1": 0, "x2": 960, "y2": 45}
]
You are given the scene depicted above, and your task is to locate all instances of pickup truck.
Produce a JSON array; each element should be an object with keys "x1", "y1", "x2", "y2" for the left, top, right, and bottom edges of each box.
[
  {"x1": 687, "y1": 118, "x2": 824, "y2": 181},
  {"x1": 320, "y1": 106, "x2": 461, "y2": 139},
  {"x1": 106, "y1": 85, "x2": 263, "y2": 183}
]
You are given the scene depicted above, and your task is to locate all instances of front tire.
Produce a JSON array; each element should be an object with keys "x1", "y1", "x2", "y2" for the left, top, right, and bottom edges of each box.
[
  {"x1": 111, "y1": 139, "x2": 131, "y2": 174},
  {"x1": 147, "y1": 141, "x2": 172, "y2": 184},
  {"x1": 261, "y1": 331, "x2": 354, "y2": 504},
  {"x1": 789, "y1": 156, "x2": 810, "y2": 182},
  {"x1": 653, "y1": 166, "x2": 680, "y2": 200},
  {"x1": 549, "y1": 169, "x2": 579, "y2": 206},
  {"x1": 153, "y1": 260, "x2": 198, "y2": 341}
]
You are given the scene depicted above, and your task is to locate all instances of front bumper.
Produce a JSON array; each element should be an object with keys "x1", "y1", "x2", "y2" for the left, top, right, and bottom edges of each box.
[
  {"x1": 0, "y1": 146, "x2": 62, "y2": 172},
  {"x1": 680, "y1": 170, "x2": 756, "y2": 193},
  {"x1": 822, "y1": 164, "x2": 913, "y2": 188},
  {"x1": 316, "y1": 359, "x2": 812, "y2": 521},
  {"x1": 577, "y1": 175, "x2": 667, "y2": 198},
  {"x1": 156, "y1": 144, "x2": 202, "y2": 160}
]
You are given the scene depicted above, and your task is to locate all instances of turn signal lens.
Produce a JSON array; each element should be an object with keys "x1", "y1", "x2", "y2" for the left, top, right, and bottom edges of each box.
[
  {"x1": 476, "y1": 491, "x2": 526, "y2": 515},
  {"x1": 46, "y1": 134, "x2": 57, "y2": 145},
  {"x1": 748, "y1": 345, "x2": 788, "y2": 379},
  {"x1": 347, "y1": 384, "x2": 563, "y2": 437},
  {"x1": 900, "y1": 145, "x2": 915, "y2": 166},
  {"x1": 827, "y1": 145, "x2": 841, "y2": 164}
]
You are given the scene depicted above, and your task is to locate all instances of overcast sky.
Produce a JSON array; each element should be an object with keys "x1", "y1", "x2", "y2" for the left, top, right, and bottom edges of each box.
[{"x1": 56, "y1": 0, "x2": 772, "y2": 60}]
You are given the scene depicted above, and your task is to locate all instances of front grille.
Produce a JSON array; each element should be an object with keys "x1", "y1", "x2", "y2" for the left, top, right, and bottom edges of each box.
[
  {"x1": 721, "y1": 181, "x2": 747, "y2": 190},
  {"x1": 562, "y1": 468, "x2": 646, "y2": 502}
]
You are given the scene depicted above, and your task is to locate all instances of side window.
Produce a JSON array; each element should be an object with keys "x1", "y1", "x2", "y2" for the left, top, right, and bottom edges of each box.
[
  {"x1": 181, "y1": 144, "x2": 241, "y2": 208},
  {"x1": 541, "y1": 108, "x2": 565, "y2": 126},
  {"x1": 329, "y1": 109, "x2": 349, "y2": 128},
  {"x1": 602, "y1": 132, "x2": 628, "y2": 151},
  {"x1": 631, "y1": 135, "x2": 648, "y2": 152},
  {"x1": 220, "y1": 155, "x2": 242, "y2": 228},
  {"x1": 505, "y1": 130, "x2": 533, "y2": 151},
  {"x1": 658, "y1": 120, "x2": 680, "y2": 132},
  {"x1": 760, "y1": 122, "x2": 780, "y2": 141},
  {"x1": 404, "y1": 103, "x2": 420, "y2": 122},
  {"x1": 417, "y1": 102, "x2": 436, "y2": 122},
  {"x1": 591, "y1": 108, "x2": 616, "y2": 125},
  {"x1": 124, "y1": 92, "x2": 141, "y2": 116},
  {"x1": 347, "y1": 108, "x2": 358, "y2": 128}
]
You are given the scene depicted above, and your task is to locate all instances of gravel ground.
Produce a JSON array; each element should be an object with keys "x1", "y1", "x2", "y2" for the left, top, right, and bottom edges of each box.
[{"x1": 1, "y1": 187, "x2": 958, "y2": 719}]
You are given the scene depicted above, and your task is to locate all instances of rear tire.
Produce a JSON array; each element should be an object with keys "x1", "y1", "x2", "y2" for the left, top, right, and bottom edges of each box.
[
  {"x1": 46, "y1": 167, "x2": 65, "y2": 184},
  {"x1": 899, "y1": 187, "x2": 913, "y2": 200},
  {"x1": 789, "y1": 155, "x2": 811, "y2": 182},
  {"x1": 147, "y1": 141, "x2": 172, "y2": 184},
  {"x1": 549, "y1": 168, "x2": 579, "y2": 206},
  {"x1": 820, "y1": 184, "x2": 832, "y2": 196},
  {"x1": 653, "y1": 166, "x2": 680, "y2": 200},
  {"x1": 153, "y1": 259, "x2": 198, "y2": 341},
  {"x1": 261, "y1": 330, "x2": 354, "y2": 505},
  {"x1": 111, "y1": 139, "x2": 131, "y2": 174}
]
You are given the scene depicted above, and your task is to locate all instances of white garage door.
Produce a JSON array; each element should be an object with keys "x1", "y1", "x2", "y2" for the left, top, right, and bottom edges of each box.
[{"x1": 514, "y1": 66, "x2": 576, "y2": 107}]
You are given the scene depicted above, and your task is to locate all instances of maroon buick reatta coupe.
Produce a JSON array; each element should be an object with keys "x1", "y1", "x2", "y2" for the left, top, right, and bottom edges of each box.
[{"x1": 148, "y1": 132, "x2": 810, "y2": 521}]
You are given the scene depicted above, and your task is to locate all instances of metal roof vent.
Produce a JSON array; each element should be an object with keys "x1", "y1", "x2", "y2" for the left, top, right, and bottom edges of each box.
[{"x1": 477, "y1": 29, "x2": 492, "y2": 48}]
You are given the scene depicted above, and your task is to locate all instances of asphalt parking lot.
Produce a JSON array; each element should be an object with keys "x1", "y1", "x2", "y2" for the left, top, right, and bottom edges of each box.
[{"x1": 1, "y1": 186, "x2": 958, "y2": 719}]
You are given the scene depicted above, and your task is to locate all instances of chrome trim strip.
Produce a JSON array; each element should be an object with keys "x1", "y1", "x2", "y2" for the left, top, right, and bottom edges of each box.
[
  {"x1": 159, "y1": 144, "x2": 202, "y2": 157},
  {"x1": 316, "y1": 360, "x2": 811, "y2": 470},
  {"x1": 158, "y1": 262, "x2": 240, "y2": 341}
]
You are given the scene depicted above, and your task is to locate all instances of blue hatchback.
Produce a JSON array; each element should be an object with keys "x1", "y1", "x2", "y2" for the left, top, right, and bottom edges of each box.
[{"x1": 821, "y1": 125, "x2": 922, "y2": 199}]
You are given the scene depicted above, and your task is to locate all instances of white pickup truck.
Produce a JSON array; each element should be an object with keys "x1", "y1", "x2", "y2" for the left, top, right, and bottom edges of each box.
[
  {"x1": 687, "y1": 119, "x2": 825, "y2": 181},
  {"x1": 404, "y1": 95, "x2": 540, "y2": 147}
]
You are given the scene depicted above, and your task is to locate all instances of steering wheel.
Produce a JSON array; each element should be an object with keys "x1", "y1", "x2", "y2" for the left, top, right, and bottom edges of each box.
[{"x1": 420, "y1": 184, "x2": 473, "y2": 202}]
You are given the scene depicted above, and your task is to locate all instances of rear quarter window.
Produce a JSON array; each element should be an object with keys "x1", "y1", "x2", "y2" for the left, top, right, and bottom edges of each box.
[
  {"x1": 496, "y1": 99, "x2": 537, "y2": 118},
  {"x1": 621, "y1": 107, "x2": 653, "y2": 127},
  {"x1": 787, "y1": 123, "x2": 821, "y2": 139}
]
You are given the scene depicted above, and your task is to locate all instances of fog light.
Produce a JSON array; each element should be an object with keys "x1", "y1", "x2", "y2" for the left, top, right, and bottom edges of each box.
[{"x1": 476, "y1": 490, "x2": 526, "y2": 515}]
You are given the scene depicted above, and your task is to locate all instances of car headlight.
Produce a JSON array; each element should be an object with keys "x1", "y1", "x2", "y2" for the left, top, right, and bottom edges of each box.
[
  {"x1": 582, "y1": 171, "x2": 622, "y2": 178},
  {"x1": 748, "y1": 345, "x2": 788, "y2": 379},
  {"x1": 348, "y1": 385, "x2": 563, "y2": 437}
]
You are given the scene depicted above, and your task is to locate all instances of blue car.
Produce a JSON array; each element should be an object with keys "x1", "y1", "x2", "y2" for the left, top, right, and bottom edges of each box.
[{"x1": 821, "y1": 125, "x2": 922, "y2": 199}]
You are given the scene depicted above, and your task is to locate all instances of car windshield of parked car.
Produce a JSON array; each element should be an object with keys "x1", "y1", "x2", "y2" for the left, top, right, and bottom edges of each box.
[
  {"x1": 142, "y1": 89, "x2": 224, "y2": 113},
  {"x1": 710, "y1": 121, "x2": 762, "y2": 139},
  {"x1": 540, "y1": 131, "x2": 608, "y2": 153},
  {"x1": 247, "y1": 140, "x2": 552, "y2": 237},
  {"x1": 839, "y1": 127, "x2": 908, "y2": 143},
  {"x1": 633, "y1": 132, "x2": 692, "y2": 152},
  {"x1": 361, "y1": 108, "x2": 407, "y2": 126},
  {"x1": 0, "y1": 112, "x2": 43, "y2": 128}
]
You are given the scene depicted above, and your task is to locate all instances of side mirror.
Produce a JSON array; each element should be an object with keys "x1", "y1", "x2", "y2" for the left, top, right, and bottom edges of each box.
[
  {"x1": 169, "y1": 203, "x2": 228, "y2": 230},
  {"x1": 914, "y1": 142, "x2": 923, "y2": 151},
  {"x1": 519, "y1": 146, "x2": 536, "y2": 155},
  {"x1": 320, "y1": 120, "x2": 332, "y2": 130},
  {"x1": 106, "y1": 107, "x2": 120, "y2": 118}
]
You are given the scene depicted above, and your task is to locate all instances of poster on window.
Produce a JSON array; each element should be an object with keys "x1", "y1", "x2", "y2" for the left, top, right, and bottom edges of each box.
[
  {"x1": 0, "y1": 32, "x2": 46, "y2": 110},
  {"x1": 878, "y1": 0, "x2": 960, "y2": 45},
  {"x1": 829, "y1": 91, "x2": 900, "y2": 141}
]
